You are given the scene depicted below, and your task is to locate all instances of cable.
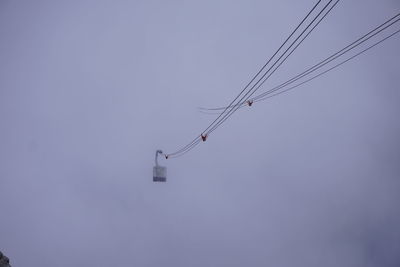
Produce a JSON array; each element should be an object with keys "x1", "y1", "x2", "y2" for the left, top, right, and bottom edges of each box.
[
  {"x1": 167, "y1": 13, "x2": 400, "y2": 160},
  {"x1": 202, "y1": 11, "x2": 400, "y2": 113},
  {"x1": 165, "y1": 0, "x2": 326, "y2": 158},
  {"x1": 207, "y1": 0, "x2": 338, "y2": 135},
  {"x1": 173, "y1": 11, "x2": 399, "y2": 159},
  {"x1": 252, "y1": 13, "x2": 400, "y2": 102},
  {"x1": 167, "y1": 139, "x2": 202, "y2": 159},
  {"x1": 228, "y1": 26, "x2": 400, "y2": 109},
  {"x1": 254, "y1": 26, "x2": 400, "y2": 103},
  {"x1": 201, "y1": 0, "x2": 324, "y2": 135},
  {"x1": 199, "y1": 0, "x2": 338, "y2": 112},
  {"x1": 166, "y1": 5, "x2": 400, "y2": 160},
  {"x1": 258, "y1": 28, "x2": 400, "y2": 102}
]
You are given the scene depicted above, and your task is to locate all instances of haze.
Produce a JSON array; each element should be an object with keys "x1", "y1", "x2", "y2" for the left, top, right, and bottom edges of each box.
[{"x1": 1, "y1": 0, "x2": 399, "y2": 266}]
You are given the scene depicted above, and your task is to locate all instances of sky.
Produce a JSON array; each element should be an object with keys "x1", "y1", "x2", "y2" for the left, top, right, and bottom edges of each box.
[{"x1": 0, "y1": 0, "x2": 400, "y2": 266}]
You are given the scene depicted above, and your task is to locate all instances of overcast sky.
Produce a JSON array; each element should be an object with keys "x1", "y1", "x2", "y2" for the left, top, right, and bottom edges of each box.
[{"x1": 1, "y1": 0, "x2": 400, "y2": 266}]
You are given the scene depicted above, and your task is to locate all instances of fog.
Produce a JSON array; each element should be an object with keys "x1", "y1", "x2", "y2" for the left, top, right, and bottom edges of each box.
[{"x1": 0, "y1": 0, "x2": 399, "y2": 266}]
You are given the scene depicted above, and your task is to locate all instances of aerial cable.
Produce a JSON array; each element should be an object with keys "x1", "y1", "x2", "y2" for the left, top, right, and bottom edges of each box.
[
  {"x1": 199, "y1": 0, "x2": 324, "y2": 135},
  {"x1": 255, "y1": 27, "x2": 400, "y2": 103},
  {"x1": 167, "y1": 139, "x2": 202, "y2": 159},
  {"x1": 164, "y1": 10, "x2": 399, "y2": 160},
  {"x1": 251, "y1": 12, "x2": 400, "y2": 101},
  {"x1": 167, "y1": 0, "x2": 336, "y2": 158},
  {"x1": 253, "y1": 19, "x2": 400, "y2": 102},
  {"x1": 164, "y1": 0, "x2": 326, "y2": 158},
  {"x1": 202, "y1": 14, "x2": 400, "y2": 113},
  {"x1": 168, "y1": 13, "x2": 400, "y2": 159},
  {"x1": 207, "y1": 0, "x2": 337, "y2": 134},
  {"x1": 201, "y1": 11, "x2": 400, "y2": 113},
  {"x1": 226, "y1": 26, "x2": 400, "y2": 111},
  {"x1": 199, "y1": 0, "x2": 338, "y2": 112},
  {"x1": 207, "y1": 0, "x2": 338, "y2": 135}
]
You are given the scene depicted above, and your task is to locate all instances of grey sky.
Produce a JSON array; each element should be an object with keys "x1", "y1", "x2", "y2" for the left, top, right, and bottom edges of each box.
[{"x1": 1, "y1": 0, "x2": 400, "y2": 266}]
